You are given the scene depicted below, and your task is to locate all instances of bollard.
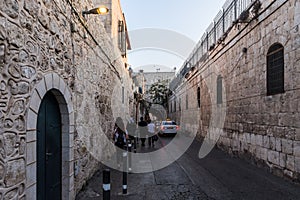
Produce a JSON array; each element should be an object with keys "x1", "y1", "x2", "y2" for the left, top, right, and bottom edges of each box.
[
  {"x1": 103, "y1": 169, "x2": 110, "y2": 200},
  {"x1": 134, "y1": 136, "x2": 137, "y2": 153},
  {"x1": 128, "y1": 143, "x2": 132, "y2": 172},
  {"x1": 122, "y1": 152, "x2": 128, "y2": 194}
]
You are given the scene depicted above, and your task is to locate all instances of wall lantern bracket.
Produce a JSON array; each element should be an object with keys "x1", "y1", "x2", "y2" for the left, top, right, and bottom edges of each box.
[{"x1": 82, "y1": 6, "x2": 109, "y2": 18}]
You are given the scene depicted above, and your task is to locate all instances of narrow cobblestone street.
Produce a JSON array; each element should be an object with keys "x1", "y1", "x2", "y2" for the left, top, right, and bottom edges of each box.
[
  {"x1": 1, "y1": 0, "x2": 300, "y2": 198},
  {"x1": 76, "y1": 135, "x2": 300, "y2": 200}
]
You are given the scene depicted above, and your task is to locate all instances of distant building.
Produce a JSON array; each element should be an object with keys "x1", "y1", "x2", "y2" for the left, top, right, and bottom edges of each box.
[
  {"x1": 132, "y1": 70, "x2": 175, "y2": 101},
  {"x1": 143, "y1": 72, "x2": 175, "y2": 91},
  {"x1": 131, "y1": 70, "x2": 175, "y2": 121}
]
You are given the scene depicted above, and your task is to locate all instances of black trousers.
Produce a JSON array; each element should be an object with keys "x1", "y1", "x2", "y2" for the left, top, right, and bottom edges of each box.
[
  {"x1": 148, "y1": 134, "x2": 155, "y2": 146},
  {"x1": 140, "y1": 138, "x2": 146, "y2": 145}
]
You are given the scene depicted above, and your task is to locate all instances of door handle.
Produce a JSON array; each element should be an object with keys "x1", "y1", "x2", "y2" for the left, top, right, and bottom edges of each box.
[{"x1": 46, "y1": 152, "x2": 52, "y2": 161}]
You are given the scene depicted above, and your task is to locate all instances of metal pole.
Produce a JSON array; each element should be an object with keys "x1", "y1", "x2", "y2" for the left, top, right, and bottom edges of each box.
[
  {"x1": 135, "y1": 101, "x2": 139, "y2": 123},
  {"x1": 122, "y1": 152, "x2": 128, "y2": 194},
  {"x1": 134, "y1": 136, "x2": 137, "y2": 153},
  {"x1": 128, "y1": 143, "x2": 132, "y2": 172},
  {"x1": 103, "y1": 169, "x2": 110, "y2": 200}
]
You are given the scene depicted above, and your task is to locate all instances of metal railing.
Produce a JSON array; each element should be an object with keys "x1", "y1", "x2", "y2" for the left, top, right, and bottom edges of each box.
[{"x1": 170, "y1": 0, "x2": 257, "y2": 90}]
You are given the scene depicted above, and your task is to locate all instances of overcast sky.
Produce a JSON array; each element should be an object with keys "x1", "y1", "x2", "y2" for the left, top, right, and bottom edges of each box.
[{"x1": 120, "y1": 0, "x2": 226, "y2": 72}]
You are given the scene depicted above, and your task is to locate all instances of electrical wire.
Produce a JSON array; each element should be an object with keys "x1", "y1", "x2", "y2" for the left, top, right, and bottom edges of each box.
[{"x1": 65, "y1": 0, "x2": 122, "y2": 80}]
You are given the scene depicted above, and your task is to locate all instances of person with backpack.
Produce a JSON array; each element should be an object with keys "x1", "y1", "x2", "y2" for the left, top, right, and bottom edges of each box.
[
  {"x1": 126, "y1": 119, "x2": 137, "y2": 143},
  {"x1": 113, "y1": 117, "x2": 128, "y2": 167},
  {"x1": 138, "y1": 117, "x2": 148, "y2": 147}
]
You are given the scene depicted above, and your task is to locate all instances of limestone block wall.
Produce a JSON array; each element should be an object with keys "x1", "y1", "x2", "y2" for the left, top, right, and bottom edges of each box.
[
  {"x1": 170, "y1": 0, "x2": 300, "y2": 180},
  {"x1": 0, "y1": 0, "x2": 133, "y2": 199},
  {"x1": 94, "y1": 0, "x2": 128, "y2": 55}
]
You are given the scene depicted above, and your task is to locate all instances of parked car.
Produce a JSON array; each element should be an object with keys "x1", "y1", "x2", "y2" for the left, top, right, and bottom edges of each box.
[{"x1": 158, "y1": 120, "x2": 179, "y2": 136}]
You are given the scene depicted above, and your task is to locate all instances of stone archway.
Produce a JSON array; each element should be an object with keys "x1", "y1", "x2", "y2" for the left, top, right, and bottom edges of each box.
[{"x1": 25, "y1": 73, "x2": 74, "y2": 200}]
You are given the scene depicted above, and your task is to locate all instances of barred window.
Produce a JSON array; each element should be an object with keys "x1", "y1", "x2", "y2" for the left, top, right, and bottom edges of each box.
[
  {"x1": 267, "y1": 43, "x2": 284, "y2": 95},
  {"x1": 217, "y1": 75, "x2": 223, "y2": 104},
  {"x1": 118, "y1": 20, "x2": 126, "y2": 56},
  {"x1": 197, "y1": 87, "x2": 201, "y2": 108}
]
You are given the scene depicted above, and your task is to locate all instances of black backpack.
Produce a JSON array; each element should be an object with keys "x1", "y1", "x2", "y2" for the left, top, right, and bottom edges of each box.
[{"x1": 115, "y1": 130, "x2": 125, "y2": 146}]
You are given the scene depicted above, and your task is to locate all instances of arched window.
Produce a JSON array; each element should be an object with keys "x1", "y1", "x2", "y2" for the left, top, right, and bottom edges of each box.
[
  {"x1": 267, "y1": 43, "x2": 284, "y2": 95},
  {"x1": 197, "y1": 87, "x2": 201, "y2": 108},
  {"x1": 217, "y1": 75, "x2": 223, "y2": 104}
]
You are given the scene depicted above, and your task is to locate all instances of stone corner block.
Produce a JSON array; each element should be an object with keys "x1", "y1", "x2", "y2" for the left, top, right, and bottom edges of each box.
[
  {"x1": 44, "y1": 73, "x2": 53, "y2": 91},
  {"x1": 35, "y1": 78, "x2": 47, "y2": 99},
  {"x1": 26, "y1": 109, "x2": 37, "y2": 131},
  {"x1": 53, "y1": 73, "x2": 61, "y2": 89},
  {"x1": 29, "y1": 89, "x2": 41, "y2": 113},
  {"x1": 294, "y1": 141, "x2": 300, "y2": 157},
  {"x1": 295, "y1": 156, "x2": 300, "y2": 173},
  {"x1": 26, "y1": 162, "x2": 36, "y2": 187},
  {"x1": 26, "y1": 183, "x2": 36, "y2": 200},
  {"x1": 268, "y1": 150, "x2": 280, "y2": 166},
  {"x1": 282, "y1": 139, "x2": 293, "y2": 155},
  {"x1": 59, "y1": 77, "x2": 67, "y2": 94}
]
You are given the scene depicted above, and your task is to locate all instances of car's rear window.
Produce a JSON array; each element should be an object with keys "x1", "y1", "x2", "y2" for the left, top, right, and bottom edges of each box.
[{"x1": 162, "y1": 121, "x2": 176, "y2": 125}]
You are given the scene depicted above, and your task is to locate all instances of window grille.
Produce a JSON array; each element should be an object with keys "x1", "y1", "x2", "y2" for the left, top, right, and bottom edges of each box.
[
  {"x1": 217, "y1": 75, "x2": 223, "y2": 104},
  {"x1": 197, "y1": 87, "x2": 201, "y2": 108},
  {"x1": 267, "y1": 43, "x2": 284, "y2": 95},
  {"x1": 118, "y1": 20, "x2": 126, "y2": 56}
]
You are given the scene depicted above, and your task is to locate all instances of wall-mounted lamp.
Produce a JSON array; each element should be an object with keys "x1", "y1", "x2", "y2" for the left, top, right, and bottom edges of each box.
[{"x1": 82, "y1": 6, "x2": 109, "y2": 18}]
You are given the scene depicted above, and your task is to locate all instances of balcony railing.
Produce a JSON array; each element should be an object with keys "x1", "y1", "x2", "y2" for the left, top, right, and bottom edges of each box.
[{"x1": 170, "y1": 0, "x2": 259, "y2": 90}]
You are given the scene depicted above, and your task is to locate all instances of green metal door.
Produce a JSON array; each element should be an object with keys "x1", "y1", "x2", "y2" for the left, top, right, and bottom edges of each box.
[{"x1": 37, "y1": 91, "x2": 62, "y2": 200}]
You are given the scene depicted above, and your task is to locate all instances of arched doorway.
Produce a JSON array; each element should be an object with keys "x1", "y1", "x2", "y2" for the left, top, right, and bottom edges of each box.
[
  {"x1": 26, "y1": 73, "x2": 74, "y2": 200},
  {"x1": 37, "y1": 90, "x2": 62, "y2": 200}
]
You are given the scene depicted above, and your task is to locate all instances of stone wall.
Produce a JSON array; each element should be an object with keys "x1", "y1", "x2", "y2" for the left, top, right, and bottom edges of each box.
[
  {"x1": 170, "y1": 0, "x2": 300, "y2": 180},
  {"x1": 0, "y1": 0, "x2": 133, "y2": 199}
]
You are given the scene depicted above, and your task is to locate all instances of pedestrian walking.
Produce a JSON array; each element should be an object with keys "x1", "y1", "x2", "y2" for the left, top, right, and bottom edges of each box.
[
  {"x1": 126, "y1": 119, "x2": 137, "y2": 143},
  {"x1": 147, "y1": 120, "x2": 156, "y2": 147},
  {"x1": 138, "y1": 117, "x2": 148, "y2": 146},
  {"x1": 113, "y1": 117, "x2": 127, "y2": 168}
]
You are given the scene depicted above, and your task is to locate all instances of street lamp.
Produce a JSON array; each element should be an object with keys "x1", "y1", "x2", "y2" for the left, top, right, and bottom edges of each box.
[{"x1": 82, "y1": 6, "x2": 109, "y2": 17}]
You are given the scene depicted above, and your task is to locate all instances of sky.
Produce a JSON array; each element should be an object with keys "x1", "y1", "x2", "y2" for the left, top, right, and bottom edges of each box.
[{"x1": 120, "y1": 0, "x2": 226, "y2": 72}]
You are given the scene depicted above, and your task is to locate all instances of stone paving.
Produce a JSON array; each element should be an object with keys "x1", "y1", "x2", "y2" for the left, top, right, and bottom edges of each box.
[{"x1": 76, "y1": 136, "x2": 300, "y2": 200}]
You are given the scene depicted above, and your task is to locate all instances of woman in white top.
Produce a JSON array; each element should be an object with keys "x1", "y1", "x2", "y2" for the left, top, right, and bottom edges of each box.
[{"x1": 147, "y1": 120, "x2": 156, "y2": 147}]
